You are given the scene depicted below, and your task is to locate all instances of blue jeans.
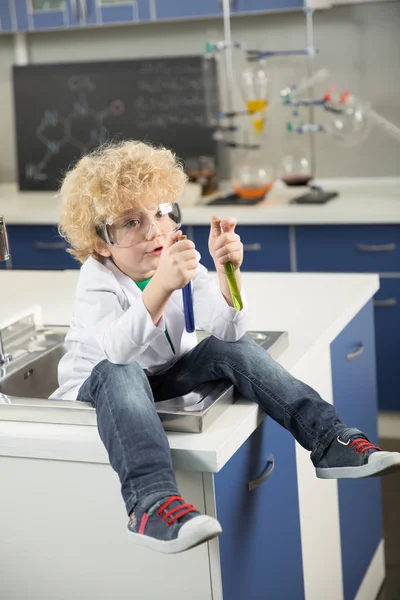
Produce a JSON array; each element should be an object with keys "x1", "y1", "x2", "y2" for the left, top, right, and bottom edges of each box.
[{"x1": 77, "y1": 333, "x2": 344, "y2": 515}]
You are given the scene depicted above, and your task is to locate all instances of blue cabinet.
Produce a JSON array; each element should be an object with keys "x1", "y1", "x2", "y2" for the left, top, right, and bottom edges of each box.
[
  {"x1": 295, "y1": 224, "x2": 400, "y2": 411},
  {"x1": 154, "y1": 0, "x2": 304, "y2": 21},
  {"x1": 193, "y1": 225, "x2": 291, "y2": 272},
  {"x1": 7, "y1": 225, "x2": 79, "y2": 270},
  {"x1": 214, "y1": 416, "x2": 304, "y2": 600},
  {"x1": 296, "y1": 225, "x2": 400, "y2": 274},
  {"x1": 14, "y1": 0, "x2": 103, "y2": 31},
  {"x1": 236, "y1": 0, "x2": 303, "y2": 12},
  {"x1": 154, "y1": 0, "x2": 222, "y2": 20},
  {"x1": 330, "y1": 301, "x2": 383, "y2": 600},
  {"x1": 0, "y1": 1, "x2": 14, "y2": 32},
  {"x1": 15, "y1": 0, "x2": 69, "y2": 30},
  {"x1": 69, "y1": 0, "x2": 98, "y2": 27},
  {"x1": 11, "y1": 0, "x2": 306, "y2": 31},
  {"x1": 99, "y1": 0, "x2": 150, "y2": 25},
  {"x1": 374, "y1": 278, "x2": 400, "y2": 412}
]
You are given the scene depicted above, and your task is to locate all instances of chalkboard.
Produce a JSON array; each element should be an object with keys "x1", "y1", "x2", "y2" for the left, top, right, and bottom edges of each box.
[{"x1": 13, "y1": 56, "x2": 219, "y2": 191}]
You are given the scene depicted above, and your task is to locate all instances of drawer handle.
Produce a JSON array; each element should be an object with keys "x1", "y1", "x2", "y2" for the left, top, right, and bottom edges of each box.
[
  {"x1": 34, "y1": 241, "x2": 67, "y2": 251},
  {"x1": 243, "y1": 243, "x2": 262, "y2": 252},
  {"x1": 374, "y1": 298, "x2": 398, "y2": 308},
  {"x1": 347, "y1": 344, "x2": 364, "y2": 361},
  {"x1": 248, "y1": 454, "x2": 274, "y2": 491},
  {"x1": 355, "y1": 243, "x2": 396, "y2": 252}
]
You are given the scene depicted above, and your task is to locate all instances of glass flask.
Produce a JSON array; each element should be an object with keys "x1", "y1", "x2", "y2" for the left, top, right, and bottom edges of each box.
[
  {"x1": 232, "y1": 147, "x2": 274, "y2": 201},
  {"x1": 278, "y1": 124, "x2": 312, "y2": 186},
  {"x1": 324, "y1": 92, "x2": 371, "y2": 147},
  {"x1": 186, "y1": 156, "x2": 218, "y2": 195}
]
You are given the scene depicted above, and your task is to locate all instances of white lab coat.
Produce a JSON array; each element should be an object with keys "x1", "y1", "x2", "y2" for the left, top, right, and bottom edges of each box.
[{"x1": 51, "y1": 255, "x2": 247, "y2": 400}]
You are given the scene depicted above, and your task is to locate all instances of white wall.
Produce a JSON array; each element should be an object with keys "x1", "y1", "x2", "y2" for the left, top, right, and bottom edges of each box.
[{"x1": 0, "y1": 1, "x2": 399, "y2": 184}]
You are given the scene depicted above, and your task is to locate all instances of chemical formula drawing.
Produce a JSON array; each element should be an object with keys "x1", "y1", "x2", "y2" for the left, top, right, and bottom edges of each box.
[{"x1": 25, "y1": 75, "x2": 125, "y2": 182}]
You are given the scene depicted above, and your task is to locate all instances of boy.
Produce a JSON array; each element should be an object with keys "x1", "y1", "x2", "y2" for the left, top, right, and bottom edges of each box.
[{"x1": 51, "y1": 140, "x2": 400, "y2": 555}]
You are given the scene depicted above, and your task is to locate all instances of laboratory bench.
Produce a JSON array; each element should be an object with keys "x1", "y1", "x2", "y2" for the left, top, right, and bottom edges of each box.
[{"x1": 0, "y1": 269, "x2": 384, "y2": 600}]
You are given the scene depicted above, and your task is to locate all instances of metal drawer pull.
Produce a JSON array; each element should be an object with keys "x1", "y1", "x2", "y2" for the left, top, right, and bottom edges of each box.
[
  {"x1": 243, "y1": 243, "x2": 262, "y2": 252},
  {"x1": 374, "y1": 298, "x2": 398, "y2": 308},
  {"x1": 34, "y1": 241, "x2": 67, "y2": 251},
  {"x1": 248, "y1": 454, "x2": 274, "y2": 491},
  {"x1": 347, "y1": 344, "x2": 364, "y2": 361},
  {"x1": 356, "y1": 243, "x2": 396, "y2": 252}
]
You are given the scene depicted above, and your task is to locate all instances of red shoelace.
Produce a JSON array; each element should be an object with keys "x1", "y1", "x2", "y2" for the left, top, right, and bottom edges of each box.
[
  {"x1": 157, "y1": 495, "x2": 199, "y2": 526},
  {"x1": 349, "y1": 438, "x2": 381, "y2": 454}
]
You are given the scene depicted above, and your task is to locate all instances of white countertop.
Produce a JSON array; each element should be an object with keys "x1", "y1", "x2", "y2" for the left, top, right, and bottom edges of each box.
[
  {"x1": 0, "y1": 270, "x2": 379, "y2": 472},
  {"x1": 0, "y1": 178, "x2": 399, "y2": 225}
]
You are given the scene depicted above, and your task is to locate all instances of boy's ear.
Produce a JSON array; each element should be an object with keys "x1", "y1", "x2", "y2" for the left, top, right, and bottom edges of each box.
[{"x1": 94, "y1": 239, "x2": 112, "y2": 258}]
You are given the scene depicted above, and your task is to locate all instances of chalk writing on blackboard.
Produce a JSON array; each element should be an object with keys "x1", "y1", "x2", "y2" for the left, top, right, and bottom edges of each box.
[
  {"x1": 14, "y1": 56, "x2": 219, "y2": 191},
  {"x1": 25, "y1": 75, "x2": 124, "y2": 182}
]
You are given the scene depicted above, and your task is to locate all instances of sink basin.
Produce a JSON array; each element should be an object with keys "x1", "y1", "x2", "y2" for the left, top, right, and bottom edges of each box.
[
  {"x1": 0, "y1": 344, "x2": 66, "y2": 399},
  {"x1": 0, "y1": 315, "x2": 288, "y2": 432}
]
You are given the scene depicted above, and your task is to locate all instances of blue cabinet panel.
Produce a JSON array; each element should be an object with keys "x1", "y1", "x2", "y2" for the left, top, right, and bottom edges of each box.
[
  {"x1": 7, "y1": 226, "x2": 79, "y2": 270},
  {"x1": 296, "y1": 225, "x2": 400, "y2": 273},
  {"x1": 15, "y1": 0, "x2": 29, "y2": 29},
  {"x1": 69, "y1": 0, "x2": 99, "y2": 26},
  {"x1": 15, "y1": 0, "x2": 101, "y2": 30},
  {"x1": 215, "y1": 417, "x2": 304, "y2": 600},
  {"x1": 15, "y1": 0, "x2": 69, "y2": 30},
  {"x1": 155, "y1": 0, "x2": 221, "y2": 20},
  {"x1": 374, "y1": 278, "x2": 400, "y2": 411},
  {"x1": 100, "y1": 1, "x2": 149, "y2": 24},
  {"x1": 0, "y1": 1, "x2": 13, "y2": 32},
  {"x1": 236, "y1": 0, "x2": 303, "y2": 12},
  {"x1": 330, "y1": 301, "x2": 383, "y2": 600},
  {"x1": 193, "y1": 225, "x2": 291, "y2": 272}
]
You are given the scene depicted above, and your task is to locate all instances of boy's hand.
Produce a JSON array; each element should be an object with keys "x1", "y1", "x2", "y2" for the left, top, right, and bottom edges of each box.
[
  {"x1": 208, "y1": 215, "x2": 243, "y2": 273},
  {"x1": 154, "y1": 231, "x2": 198, "y2": 292}
]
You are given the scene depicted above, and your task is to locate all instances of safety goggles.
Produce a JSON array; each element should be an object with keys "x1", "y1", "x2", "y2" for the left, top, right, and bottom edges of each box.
[{"x1": 98, "y1": 202, "x2": 182, "y2": 248}]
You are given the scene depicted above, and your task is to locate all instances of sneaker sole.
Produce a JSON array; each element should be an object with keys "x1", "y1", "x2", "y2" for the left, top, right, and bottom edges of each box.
[
  {"x1": 127, "y1": 515, "x2": 222, "y2": 554},
  {"x1": 316, "y1": 453, "x2": 400, "y2": 479}
]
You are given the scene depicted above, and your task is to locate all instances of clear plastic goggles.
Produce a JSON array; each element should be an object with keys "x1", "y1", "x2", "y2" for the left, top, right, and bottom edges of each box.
[{"x1": 101, "y1": 202, "x2": 182, "y2": 248}]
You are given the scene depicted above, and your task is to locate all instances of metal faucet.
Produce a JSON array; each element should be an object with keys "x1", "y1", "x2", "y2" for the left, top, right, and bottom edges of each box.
[{"x1": 0, "y1": 216, "x2": 12, "y2": 365}]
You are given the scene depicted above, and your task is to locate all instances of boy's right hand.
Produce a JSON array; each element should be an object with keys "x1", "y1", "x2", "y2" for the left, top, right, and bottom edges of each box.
[{"x1": 154, "y1": 232, "x2": 198, "y2": 292}]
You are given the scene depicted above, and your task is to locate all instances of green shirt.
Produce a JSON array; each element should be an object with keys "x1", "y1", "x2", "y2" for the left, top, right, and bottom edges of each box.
[{"x1": 134, "y1": 277, "x2": 175, "y2": 354}]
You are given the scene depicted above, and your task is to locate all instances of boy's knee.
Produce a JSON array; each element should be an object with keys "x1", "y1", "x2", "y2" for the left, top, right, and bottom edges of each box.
[
  {"x1": 95, "y1": 359, "x2": 148, "y2": 386},
  {"x1": 209, "y1": 332, "x2": 256, "y2": 358}
]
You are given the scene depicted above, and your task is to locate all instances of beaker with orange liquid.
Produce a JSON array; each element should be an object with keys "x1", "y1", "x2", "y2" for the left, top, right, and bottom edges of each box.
[{"x1": 233, "y1": 147, "x2": 274, "y2": 201}]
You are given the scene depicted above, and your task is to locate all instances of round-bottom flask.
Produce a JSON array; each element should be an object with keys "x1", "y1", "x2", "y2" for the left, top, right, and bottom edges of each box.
[
  {"x1": 278, "y1": 125, "x2": 312, "y2": 186},
  {"x1": 232, "y1": 148, "x2": 274, "y2": 201}
]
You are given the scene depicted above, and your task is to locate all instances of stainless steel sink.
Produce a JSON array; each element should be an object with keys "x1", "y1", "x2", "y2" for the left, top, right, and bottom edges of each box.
[{"x1": 0, "y1": 312, "x2": 288, "y2": 432}]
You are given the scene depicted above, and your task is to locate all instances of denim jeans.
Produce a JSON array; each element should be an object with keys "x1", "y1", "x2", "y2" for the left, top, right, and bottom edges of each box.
[{"x1": 77, "y1": 333, "x2": 344, "y2": 515}]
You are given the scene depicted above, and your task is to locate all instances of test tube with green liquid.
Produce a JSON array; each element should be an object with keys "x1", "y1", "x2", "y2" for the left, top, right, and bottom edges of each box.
[{"x1": 213, "y1": 220, "x2": 244, "y2": 311}]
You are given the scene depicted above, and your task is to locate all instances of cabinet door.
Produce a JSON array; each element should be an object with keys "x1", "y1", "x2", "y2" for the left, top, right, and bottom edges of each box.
[
  {"x1": 98, "y1": 0, "x2": 149, "y2": 24},
  {"x1": 0, "y1": 0, "x2": 14, "y2": 32},
  {"x1": 296, "y1": 225, "x2": 400, "y2": 273},
  {"x1": 7, "y1": 225, "x2": 79, "y2": 270},
  {"x1": 235, "y1": 0, "x2": 303, "y2": 13},
  {"x1": 68, "y1": 0, "x2": 99, "y2": 26},
  {"x1": 214, "y1": 417, "x2": 304, "y2": 600},
  {"x1": 330, "y1": 301, "x2": 383, "y2": 600},
  {"x1": 15, "y1": 0, "x2": 101, "y2": 30},
  {"x1": 374, "y1": 278, "x2": 400, "y2": 411},
  {"x1": 193, "y1": 225, "x2": 291, "y2": 272},
  {"x1": 15, "y1": 0, "x2": 68, "y2": 30},
  {"x1": 154, "y1": 0, "x2": 222, "y2": 20}
]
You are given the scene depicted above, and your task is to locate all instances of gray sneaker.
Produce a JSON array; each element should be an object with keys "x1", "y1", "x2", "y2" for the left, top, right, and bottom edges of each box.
[
  {"x1": 315, "y1": 427, "x2": 400, "y2": 479},
  {"x1": 127, "y1": 495, "x2": 222, "y2": 554}
]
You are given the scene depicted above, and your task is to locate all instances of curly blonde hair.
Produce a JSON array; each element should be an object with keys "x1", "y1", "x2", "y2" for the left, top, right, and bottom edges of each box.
[{"x1": 58, "y1": 140, "x2": 187, "y2": 262}]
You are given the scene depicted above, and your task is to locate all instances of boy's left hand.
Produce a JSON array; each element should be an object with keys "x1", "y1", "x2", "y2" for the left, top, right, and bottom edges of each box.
[{"x1": 208, "y1": 215, "x2": 243, "y2": 272}]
